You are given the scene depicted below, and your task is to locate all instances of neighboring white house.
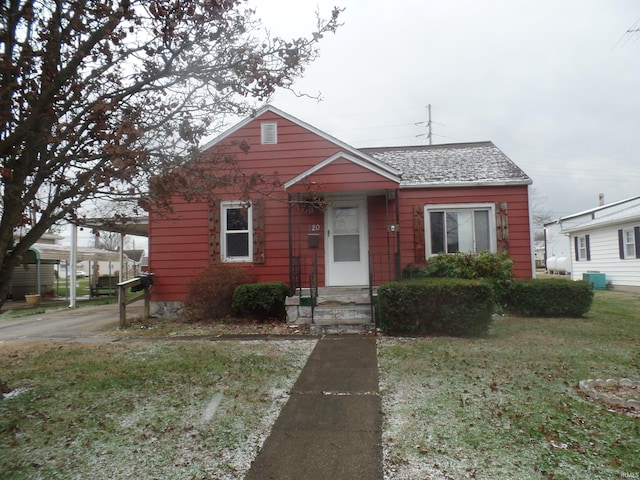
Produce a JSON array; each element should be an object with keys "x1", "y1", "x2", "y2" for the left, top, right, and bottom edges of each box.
[{"x1": 547, "y1": 196, "x2": 640, "y2": 288}]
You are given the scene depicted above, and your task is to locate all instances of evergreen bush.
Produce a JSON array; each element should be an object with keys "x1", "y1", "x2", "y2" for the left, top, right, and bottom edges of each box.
[
  {"x1": 403, "y1": 252, "x2": 513, "y2": 305},
  {"x1": 232, "y1": 282, "x2": 289, "y2": 321},
  {"x1": 505, "y1": 279, "x2": 594, "y2": 317},
  {"x1": 377, "y1": 278, "x2": 494, "y2": 336}
]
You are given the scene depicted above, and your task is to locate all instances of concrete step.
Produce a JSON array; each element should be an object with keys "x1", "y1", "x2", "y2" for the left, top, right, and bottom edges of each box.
[
  {"x1": 286, "y1": 287, "x2": 376, "y2": 331},
  {"x1": 313, "y1": 305, "x2": 373, "y2": 325},
  {"x1": 316, "y1": 294, "x2": 371, "y2": 306},
  {"x1": 310, "y1": 323, "x2": 376, "y2": 335}
]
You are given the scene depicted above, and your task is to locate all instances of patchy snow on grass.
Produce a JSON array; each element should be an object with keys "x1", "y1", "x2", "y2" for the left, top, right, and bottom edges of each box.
[
  {"x1": 377, "y1": 333, "x2": 638, "y2": 480},
  {"x1": 1, "y1": 387, "x2": 29, "y2": 400},
  {"x1": 2, "y1": 339, "x2": 316, "y2": 480}
]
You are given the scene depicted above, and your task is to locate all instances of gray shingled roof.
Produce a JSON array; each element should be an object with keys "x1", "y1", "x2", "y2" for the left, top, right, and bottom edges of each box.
[{"x1": 361, "y1": 141, "x2": 532, "y2": 187}]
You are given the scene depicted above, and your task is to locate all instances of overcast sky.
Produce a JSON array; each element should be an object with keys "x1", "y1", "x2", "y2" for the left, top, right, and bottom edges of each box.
[{"x1": 250, "y1": 0, "x2": 640, "y2": 220}]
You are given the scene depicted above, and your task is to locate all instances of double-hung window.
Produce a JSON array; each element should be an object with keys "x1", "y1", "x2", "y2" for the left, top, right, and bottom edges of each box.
[
  {"x1": 623, "y1": 228, "x2": 636, "y2": 258},
  {"x1": 221, "y1": 201, "x2": 252, "y2": 262},
  {"x1": 577, "y1": 235, "x2": 588, "y2": 260},
  {"x1": 574, "y1": 234, "x2": 591, "y2": 261},
  {"x1": 618, "y1": 227, "x2": 640, "y2": 260},
  {"x1": 425, "y1": 204, "x2": 496, "y2": 256}
]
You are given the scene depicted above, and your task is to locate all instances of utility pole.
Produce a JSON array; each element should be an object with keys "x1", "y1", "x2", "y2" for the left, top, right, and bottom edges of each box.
[
  {"x1": 415, "y1": 104, "x2": 434, "y2": 144},
  {"x1": 426, "y1": 104, "x2": 432, "y2": 145}
]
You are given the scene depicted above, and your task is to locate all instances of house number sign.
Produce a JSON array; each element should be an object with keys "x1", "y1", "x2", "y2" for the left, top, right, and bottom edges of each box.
[{"x1": 308, "y1": 224, "x2": 321, "y2": 232}]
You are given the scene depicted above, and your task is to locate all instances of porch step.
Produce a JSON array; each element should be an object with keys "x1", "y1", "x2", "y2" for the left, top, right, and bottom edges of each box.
[
  {"x1": 285, "y1": 287, "x2": 376, "y2": 332},
  {"x1": 310, "y1": 323, "x2": 376, "y2": 335},
  {"x1": 316, "y1": 294, "x2": 371, "y2": 306},
  {"x1": 313, "y1": 305, "x2": 373, "y2": 325}
]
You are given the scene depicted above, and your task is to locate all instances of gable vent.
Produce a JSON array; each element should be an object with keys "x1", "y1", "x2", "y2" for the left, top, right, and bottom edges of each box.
[{"x1": 261, "y1": 122, "x2": 277, "y2": 144}]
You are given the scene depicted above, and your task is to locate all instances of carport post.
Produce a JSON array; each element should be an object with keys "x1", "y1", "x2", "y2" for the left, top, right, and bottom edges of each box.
[
  {"x1": 119, "y1": 232, "x2": 125, "y2": 282},
  {"x1": 69, "y1": 224, "x2": 77, "y2": 308}
]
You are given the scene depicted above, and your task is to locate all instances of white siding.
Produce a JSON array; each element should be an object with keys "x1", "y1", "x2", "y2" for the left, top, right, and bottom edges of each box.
[
  {"x1": 11, "y1": 264, "x2": 56, "y2": 297},
  {"x1": 570, "y1": 222, "x2": 640, "y2": 287}
]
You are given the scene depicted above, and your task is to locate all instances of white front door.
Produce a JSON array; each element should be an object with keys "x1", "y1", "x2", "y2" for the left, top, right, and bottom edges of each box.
[{"x1": 326, "y1": 198, "x2": 369, "y2": 286}]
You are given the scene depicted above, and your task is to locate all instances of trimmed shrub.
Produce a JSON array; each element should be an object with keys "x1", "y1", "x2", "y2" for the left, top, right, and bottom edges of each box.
[
  {"x1": 232, "y1": 282, "x2": 289, "y2": 321},
  {"x1": 377, "y1": 278, "x2": 494, "y2": 336},
  {"x1": 182, "y1": 263, "x2": 252, "y2": 322},
  {"x1": 505, "y1": 279, "x2": 594, "y2": 317},
  {"x1": 403, "y1": 252, "x2": 513, "y2": 305}
]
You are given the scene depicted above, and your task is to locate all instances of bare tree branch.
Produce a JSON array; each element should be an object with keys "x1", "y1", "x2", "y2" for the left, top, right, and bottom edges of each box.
[{"x1": 0, "y1": 0, "x2": 342, "y2": 305}]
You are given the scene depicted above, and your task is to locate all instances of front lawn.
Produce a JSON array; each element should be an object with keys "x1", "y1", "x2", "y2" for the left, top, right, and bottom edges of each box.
[
  {"x1": 1, "y1": 289, "x2": 638, "y2": 479},
  {"x1": 378, "y1": 290, "x2": 640, "y2": 479},
  {"x1": 0, "y1": 339, "x2": 316, "y2": 479}
]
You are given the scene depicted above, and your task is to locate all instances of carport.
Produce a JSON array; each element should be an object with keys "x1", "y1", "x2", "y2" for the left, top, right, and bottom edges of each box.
[
  {"x1": 68, "y1": 215, "x2": 148, "y2": 308},
  {"x1": 10, "y1": 243, "x2": 121, "y2": 299}
]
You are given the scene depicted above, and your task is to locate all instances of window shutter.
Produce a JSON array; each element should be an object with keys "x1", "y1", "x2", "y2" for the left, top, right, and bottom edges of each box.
[
  {"x1": 574, "y1": 236, "x2": 579, "y2": 261},
  {"x1": 209, "y1": 200, "x2": 221, "y2": 262},
  {"x1": 495, "y1": 202, "x2": 509, "y2": 253},
  {"x1": 618, "y1": 229, "x2": 624, "y2": 259},
  {"x1": 635, "y1": 227, "x2": 640, "y2": 259},
  {"x1": 252, "y1": 199, "x2": 265, "y2": 264},
  {"x1": 414, "y1": 205, "x2": 425, "y2": 262},
  {"x1": 585, "y1": 234, "x2": 591, "y2": 260}
]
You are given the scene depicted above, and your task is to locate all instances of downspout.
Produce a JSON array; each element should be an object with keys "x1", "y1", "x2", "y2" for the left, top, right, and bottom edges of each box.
[
  {"x1": 288, "y1": 193, "x2": 293, "y2": 295},
  {"x1": 385, "y1": 190, "x2": 391, "y2": 281},
  {"x1": 395, "y1": 188, "x2": 401, "y2": 280}
]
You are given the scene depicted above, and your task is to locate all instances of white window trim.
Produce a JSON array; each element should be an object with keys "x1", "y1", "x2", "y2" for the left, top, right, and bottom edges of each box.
[
  {"x1": 261, "y1": 121, "x2": 277, "y2": 144},
  {"x1": 623, "y1": 228, "x2": 636, "y2": 259},
  {"x1": 577, "y1": 235, "x2": 588, "y2": 261},
  {"x1": 424, "y1": 203, "x2": 496, "y2": 258},
  {"x1": 221, "y1": 201, "x2": 253, "y2": 262}
]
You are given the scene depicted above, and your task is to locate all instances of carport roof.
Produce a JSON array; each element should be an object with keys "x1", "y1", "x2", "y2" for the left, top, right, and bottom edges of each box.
[
  {"x1": 29, "y1": 243, "x2": 122, "y2": 262},
  {"x1": 81, "y1": 215, "x2": 148, "y2": 237}
]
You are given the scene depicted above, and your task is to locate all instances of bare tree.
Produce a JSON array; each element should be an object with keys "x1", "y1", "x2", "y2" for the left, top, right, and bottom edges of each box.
[
  {"x1": 530, "y1": 187, "x2": 553, "y2": 241},
  {"x1": 93, "y1": 230, "x2": 128, "y2": 251},
  {"x1": 0, "y1": 0, "x2": 341, "y2": 306}
]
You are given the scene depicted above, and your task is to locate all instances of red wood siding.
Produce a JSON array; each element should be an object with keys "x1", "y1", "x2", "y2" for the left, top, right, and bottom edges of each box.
[
  {"x1": 286, "y1": 157, "x2": 398, "y2": 193},
  {"x1": 396, "y1": 185, "x2": 533, "y2": 279},
  {"x1": 149, "y1": 110, "x2": 533, "y2": 303}
]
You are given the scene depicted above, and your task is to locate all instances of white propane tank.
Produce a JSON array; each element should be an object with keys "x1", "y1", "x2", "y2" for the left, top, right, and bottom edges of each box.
[
  {"x1": 555, "y1": 257, "x2": 571, "y2": 275},
  {"x1": 546, "y1": 256, "x2": 557, "y2": 274}
]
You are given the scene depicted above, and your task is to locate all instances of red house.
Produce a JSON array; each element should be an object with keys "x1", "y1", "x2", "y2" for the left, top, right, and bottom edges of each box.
[{"x1": 149, "y1": 106, "x2": 533, "y2": 329}]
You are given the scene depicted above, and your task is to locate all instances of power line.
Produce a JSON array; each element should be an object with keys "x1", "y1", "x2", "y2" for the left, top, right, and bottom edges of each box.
[{"x1": 612, "y1": 16, "x2": 640, "y2": 50}]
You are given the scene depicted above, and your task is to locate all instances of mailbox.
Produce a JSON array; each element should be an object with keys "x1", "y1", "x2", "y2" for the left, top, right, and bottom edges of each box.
[{"x1": 308, "y1": 233, "x2": 319, "y2": 248}]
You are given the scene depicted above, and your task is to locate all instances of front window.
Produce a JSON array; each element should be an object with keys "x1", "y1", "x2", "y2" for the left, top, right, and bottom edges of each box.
[
  {"x1": 425, "y1": 204, "x2": 495, "y2": 256},
  {"x1": 221, "y1": 202, "x2": 252, "y2": 261}
]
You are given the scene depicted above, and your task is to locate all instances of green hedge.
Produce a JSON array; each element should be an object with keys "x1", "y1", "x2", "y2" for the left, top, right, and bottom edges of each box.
[
  {"x1": 232, "y1": 282, "x2": 289, "y2": 321},
  {"x1": 403, "y1": 252, "x2": 513, "y2": 305},
  {"x1": 505, "y1": 279, "x2": 594, "y2": 317},
  {"x1": 377, "y1": 278, "x2": 494, "y2": 336}
]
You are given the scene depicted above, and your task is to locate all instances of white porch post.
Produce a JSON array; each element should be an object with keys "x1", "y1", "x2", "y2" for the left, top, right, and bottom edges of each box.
[{"x1": 69, "y1": 223, "x2": 77, "y2": 308}]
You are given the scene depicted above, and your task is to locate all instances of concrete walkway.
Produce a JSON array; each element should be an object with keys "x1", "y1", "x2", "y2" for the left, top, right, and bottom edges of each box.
[{"x1": 245, "y1": 335, "x2": 382, "y2": 480}]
